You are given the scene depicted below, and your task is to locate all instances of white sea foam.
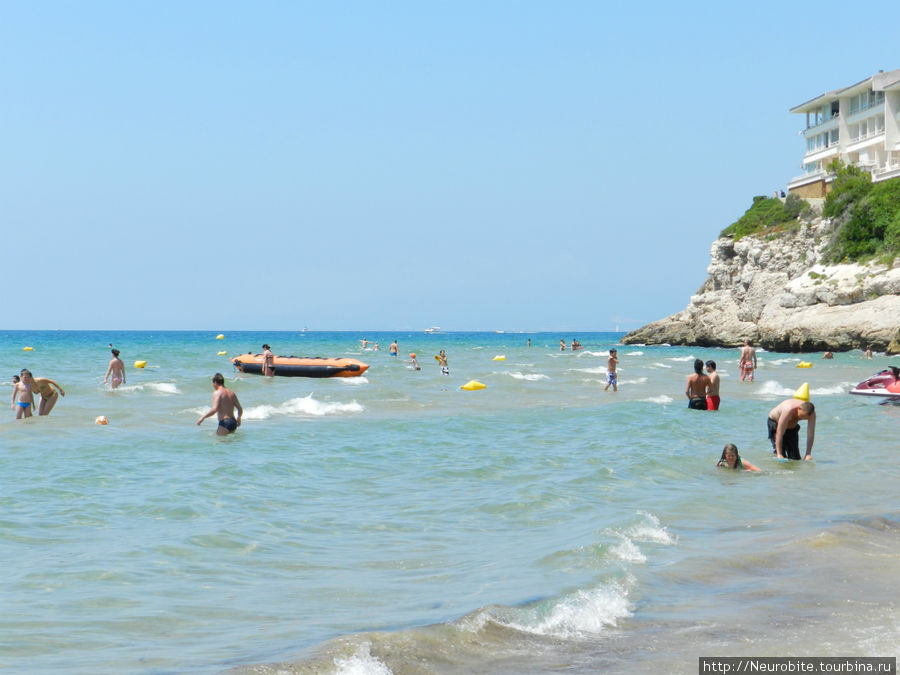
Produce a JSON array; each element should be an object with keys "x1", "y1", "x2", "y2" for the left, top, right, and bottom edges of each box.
[
  {"x1": 625, "y1": 351, "x2": 643, "y2": 356},
  {"x1": 610, "y1": 538, "x2": 646, "y2": 564},
  {"x1": 641, "y1": 395, "x2": 673, "y2": 404},
  {"x1": 118, "y1": 382, "x2": 180, "y2": 395},
  {"x1": 570, "y1": 366, "x2": 607, "y2": 375},
  {"x1": 333, "y1": 642, "x2": 392, "y2": 675},
  {"x1": 650, "y1": 362, "x2": 672, "y2": 369},
  {"x1": 508, "y1": 372, "x2": 550, "y2": 381},
  {"x1": 581, "y1": 350, "x2": 606, "y2": 357},
  {"x1": 756, "y1": 380, "x2": 795, "y2": 397},
  {"x1": 499, "y1": 584, "x2": 632, "y2": 639},
  {"x1": 815, "y1": 383, "x2": 857, "y2": 396},
  {"x1": 243, "y1": 394, "x2": 363, "y2": 420},
  {"x1": 669, "y1": 356, "x2": 695, "y2": 362},
  {"x1": 339, "y1": 376, "x2": 369, "y2": 386},
  {"x1": 769, "y1": 358, "x2": 801, "y2": 366},
  {"x1": 619, "y1": 377, "x2": 648, "y2": 385},
  {"x1": 625, "y1": 512, "x2": 677, "y2": 545}
]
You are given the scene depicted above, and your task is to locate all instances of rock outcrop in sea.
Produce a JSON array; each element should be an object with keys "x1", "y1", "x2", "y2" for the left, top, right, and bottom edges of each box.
[{"x1": 623, "y1": 213, "x2": 900, "y2": 353}]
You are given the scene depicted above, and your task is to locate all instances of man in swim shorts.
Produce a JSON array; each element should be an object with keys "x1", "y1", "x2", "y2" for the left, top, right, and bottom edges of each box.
[
  {"x1": 767, "y1": 398, "x2": 815, "y2": 460},
  {"x1": 437, "y1": 350, "x2": 449, "y2": 375},
  {"x1": 739, "y1": 340, "x2": 757, "y2": 382},
  {"x1": 104, "y1": 348, "x2": 126, "y2": 389},
  {"x1": 705, "y1": 360, "x2": 720, "y2": 410},
  {"x1": 197, "y1": 373, "x2": 243, "y2": 435},
  {"x1": 685, "y1": 359, "x2": 711, "y2": 410},
  {"x1": 389, "y1": 340, "x2": 398, "y2": 356},
  {"x1": 603, "y1": 348, "x2": 618, "y2": 392}
]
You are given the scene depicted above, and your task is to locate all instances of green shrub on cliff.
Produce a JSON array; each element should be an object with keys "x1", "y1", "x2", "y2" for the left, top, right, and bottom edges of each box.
[
  {"x1": 720, "y1": 195, "x2": 801, "y2": 239},
  {"x1": 823, "y1": 160, "x2": 872, "y2": 219},
  {"x1": 826, "y1": 165, "x2": 900, "y2": 262}
]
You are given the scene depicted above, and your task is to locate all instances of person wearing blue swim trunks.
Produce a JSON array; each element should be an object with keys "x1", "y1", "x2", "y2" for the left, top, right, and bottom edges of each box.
[
  {"x1": 197, "y1": 373, "x2": 243, "y2": 436},
  {"x1": 389, "y1": 340, "x2": 398, "y2": 357},
  {"x1": 11, "y1": 371, "x2": 35, "y2": 419},
  {"x1": 604, "y1": 349, "x2": 618, "y2": 392}
]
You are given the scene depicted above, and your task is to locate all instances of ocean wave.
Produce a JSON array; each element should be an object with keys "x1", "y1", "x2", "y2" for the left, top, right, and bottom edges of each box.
[
  {"x1": 815, "y1": 383, "x2": 857, "y2": 396},
  {"x1": 756, "y1": 381, "x2": 795, "y2": 397},
  {"x1": 507, "y1": 372, "x2": 550, "y2": 381},
  {"x1": 338, "y1": 376, "x2": 369, "y2": 386},
  {"x1": 610, "y1": 538, "x2": 646, "y2": 564},
  {"x1": 570, "y1": 366, "x2": 607, "y2": 375},
  {"x1": 649, "y1": 363, "x2": 672, "y2": 369},
  {"x1": 669, "y1": 356, "x2": 696, "y2": 362},
  {"x1": 243, "y1": 394, "x2": 363, "y2": 420},
  {"x1": 580, "y1": 350, "x2": 606, "y2": 357},
  {"x1": 769, "y1": 358, "x2": 801, "y2": 366},
  {"x1": 117, "y1": 382, "x2": 180, "y2": 395},
  {"x1": 625, "y1": 351, "x2": 643, "y2": 356},
  {"x1": 625, "y1": 512, "x2": 678, "y2": 545},
  {"x1": 640, "y1": 395, "x2": 673, "y2": 404},
  {"x1": 619, "y1": 377, "x2": 648, "y2": 385},
  {"x1": 333, "y1": 642, "x2": 392, "y2": 675},
  {"x1": 475, "y1": 583, "x2": 633, "y2": 639}
]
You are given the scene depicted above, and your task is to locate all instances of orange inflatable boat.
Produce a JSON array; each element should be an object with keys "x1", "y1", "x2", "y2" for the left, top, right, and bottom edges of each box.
[{"x1": 231, "y1": 353, "x2": 369, "y2": 378}]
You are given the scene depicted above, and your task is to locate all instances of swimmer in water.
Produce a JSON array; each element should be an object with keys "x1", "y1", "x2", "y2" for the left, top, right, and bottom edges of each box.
[{"x1": 717, "y1": 443, "x2": 760, "y2": 471}]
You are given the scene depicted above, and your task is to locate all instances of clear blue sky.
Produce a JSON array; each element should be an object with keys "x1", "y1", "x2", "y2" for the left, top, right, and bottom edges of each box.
[{"x1": 2, "y1": 1, "x2": 897, "y2": 331}]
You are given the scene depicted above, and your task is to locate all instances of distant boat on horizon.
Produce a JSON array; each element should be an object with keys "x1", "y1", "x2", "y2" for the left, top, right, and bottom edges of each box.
[{"x1": 424, "y1": 327, "x2": 445, "y2": 334}]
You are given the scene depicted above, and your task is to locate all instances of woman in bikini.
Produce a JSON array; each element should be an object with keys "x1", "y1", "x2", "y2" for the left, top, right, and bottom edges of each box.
[{"x1": 22, "y1": 370, "x2": 66, "y2": 416}]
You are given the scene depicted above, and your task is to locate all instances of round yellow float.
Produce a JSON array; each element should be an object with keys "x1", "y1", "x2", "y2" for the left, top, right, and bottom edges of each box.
[
  {"x1": 217, "y1": 351, "x2": 227, "y2": 356},
  {"x1": 216, "y1": 334, "x2": 225, "y2": 340},
  {"x1": 23, "y1": 346, "x2": 34, "y2": 351},
  {"x1": 461, "y1": 380, "x2": 486, "y2": 391},
  {"x1": 796, "y1": 362, "x2": 812, "y2": 368},
  {"x1": 492, "y1": 355, "x2": 506, "y2": 361},
  {"x1": 134, "y1": 360, "x2": 147, "y2": 369}
]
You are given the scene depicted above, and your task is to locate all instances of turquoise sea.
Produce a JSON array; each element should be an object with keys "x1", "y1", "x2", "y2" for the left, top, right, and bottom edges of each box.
[{"x1": 2, "y1": 330, "x2": 898, "y2": 673}]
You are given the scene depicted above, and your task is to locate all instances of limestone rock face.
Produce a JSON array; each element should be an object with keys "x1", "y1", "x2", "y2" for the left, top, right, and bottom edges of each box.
[{"x1": 624, "y1": 218, "x2": 900, "y2": 353}]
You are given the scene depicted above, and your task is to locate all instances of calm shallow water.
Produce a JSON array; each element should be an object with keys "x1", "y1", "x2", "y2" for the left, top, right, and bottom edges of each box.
[{"x1": 1, "y1": 331, "x2": 898, "y2": 673}]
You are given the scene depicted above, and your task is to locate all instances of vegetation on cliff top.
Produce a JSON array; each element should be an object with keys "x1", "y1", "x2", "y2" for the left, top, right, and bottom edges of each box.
[
  {"x1": 823, "y1": 161, "x2": 900, "y2": 263},
  {"x1": 720, "y1": 194, "x2": 810, "y2": 240},
  {"x1": 721, "y1": 162, "x2": 900, "y2": 264}
]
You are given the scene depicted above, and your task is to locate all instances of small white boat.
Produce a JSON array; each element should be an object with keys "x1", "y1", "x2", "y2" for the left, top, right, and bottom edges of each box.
[{"x1": 424, "y1": 327, "x2": 444, "y2": 334}]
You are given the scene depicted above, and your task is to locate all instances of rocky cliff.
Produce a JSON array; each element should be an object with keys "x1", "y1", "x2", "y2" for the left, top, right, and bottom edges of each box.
[{"x1": 623, "y1": 214, "x2": 900, "y2": 353}]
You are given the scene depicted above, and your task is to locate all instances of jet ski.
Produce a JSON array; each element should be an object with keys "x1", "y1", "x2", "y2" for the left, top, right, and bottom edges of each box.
[{"x1": 849, "y1": 366, "x2": 900, "y2": 400}]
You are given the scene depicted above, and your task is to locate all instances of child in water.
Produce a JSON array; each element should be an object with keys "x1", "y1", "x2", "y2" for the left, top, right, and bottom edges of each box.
[{"x1": 717, "y1": 443, "x2": 760, "y2": 472}]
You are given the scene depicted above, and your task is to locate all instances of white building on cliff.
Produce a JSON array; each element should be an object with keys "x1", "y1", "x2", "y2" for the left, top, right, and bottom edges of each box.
[{"x1": 787, "y1": 68, "x2": 900, "y2": 197}]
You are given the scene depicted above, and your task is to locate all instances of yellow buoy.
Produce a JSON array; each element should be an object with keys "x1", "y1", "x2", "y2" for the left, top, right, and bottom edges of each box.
[
  {"x1": 134, "y1": 360, "x2": 147, "y2": 369},
  {"x1": 461, "y1": 380, "x2": 486, "y2": 391},
  {"x1": 492, "y1": 355, "x2": 506, "y2": 361},
  {"x1": 796, "y1": 361, "x2": 812, "y2": 368},
  {"x1": 217, "y1": 351, "x2": 227, "y2": 356},
  {"x1": 95, "y1": 415, "x2": 109, "y2": 425},
  {"x1": 793, "y1": 382, "x2": 810, "y2": 402},
  {"x1": 216, "y1": 334, "x2": 225, "y2": 340},
  {"x1": 23, "y1": 346, "x2": 33, "y2": 351}
]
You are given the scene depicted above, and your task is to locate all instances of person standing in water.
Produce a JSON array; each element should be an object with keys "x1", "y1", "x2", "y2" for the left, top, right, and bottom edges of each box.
[
  {"x1": 705, "y1": 360, "x2": 720, "y2": 410},
  {"x1": 389, "y1": 340, "x2": 399, "y2": 357},
  {"x1": 685, "y1": 359, "x2": 711, "y2": 410},
  {"x1": 604, "y1": 348, "x2": 618, "y2": 392},
  {"x1": 11, "y1": 372, "x2": 35, "y2": 419},
  {"x1": 261, "y1": 344, "x2": 275, "y2": 377},
  {"x1": 437, "y1": 350, "x2": 449, "y2": 375},
  {"x1": 197, "y1": 373, "x2": 243, "y2": 435},
  {"x1": 739, "y1": 340, "x2": 757, "y2": 382},
  {"x1": 24, "y1": 370, "x2": 66, "y2": 416},
  {"x1": 104, "y1": 348, "x2": 126, "y2": 389},
  {"x1": 767, "y1": 399, "x2": 816, "y2": 461}
]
